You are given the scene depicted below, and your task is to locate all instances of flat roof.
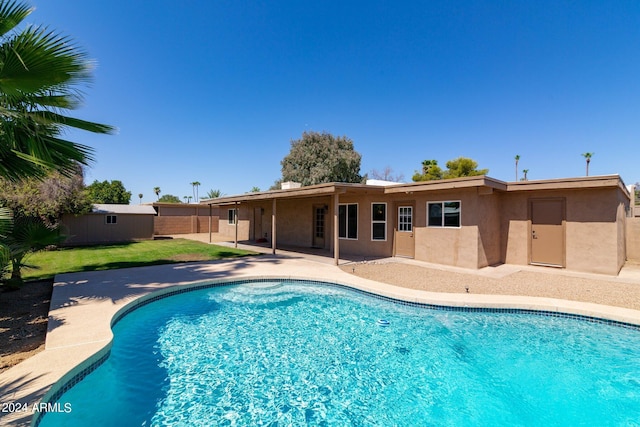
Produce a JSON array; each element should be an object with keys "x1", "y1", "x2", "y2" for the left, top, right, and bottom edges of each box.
[
  {"x1": 201, "y1": 175, "x2": 629, "y2": 206},
  {"x1": 92, "y1": 204, "x2": 157, "y2": 215}
]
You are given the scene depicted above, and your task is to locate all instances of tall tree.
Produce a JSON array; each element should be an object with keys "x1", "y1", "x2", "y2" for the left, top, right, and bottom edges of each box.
[
  {"x1": 412, "y1": 160, "x2": 444, "y2": 182},
  {"x1": 582, "y1": 152, "x2": 594, "y2": 176},
  {"x1": 206, "y1": 189, "x2": 222, "y2": 199},
  {"x1": 86, "y1": 179, "x2": 131, "y2": 204},
  {"x1": 153, "y1": 186, "x2": 161, "y2": 200},
  {"x1": 190, "y1": 181, "x2": 201, "y2": 202},
  {"x1": 522, "y1": 169, "x2": 529, "y2": 181},
  {"x1": 0, "y1": 0, "x2": 115, "y2": 181},
  {"x1": 443, "y1": 157, "x2": 489, "y2": 179},
  {"x1": 514, "y1": 154, "x2": 520, "y2": 181},
  {"x1": 370, "y1": 166, "x2": 404, "y2": 182},
  {"x1": 280, "y1": 131, "x2": 362, "y2": 186},
  {"x1": 158, "y1": 194, "x2": 181, "y2": 203},
  {"x1": 138, "y1": 193, "x2": 143, "y2": 204}
]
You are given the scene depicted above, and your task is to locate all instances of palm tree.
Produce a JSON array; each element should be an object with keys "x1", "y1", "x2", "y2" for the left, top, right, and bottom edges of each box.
[
  {"x1": 522, "y1": 169, "x2": 529, "y2": 181},
  {"x1": 5, "y1": 216, "x2": 65, "y2": 285},
  {"x1": 183, "y1": 196, "x2": 188, "y2": 203},
  {"x1": 153, "y1": 187, "x2": 161, "y2": 200},
  {"x1": 514, "y1": 155, "x2": 520, "y2": 181},
  {"x1": 0, "y1": 0, "x2": 115, "y2": 181},
  {"x1": 582, "y1": 152, "x2": 594, "y2": 176},
  {"x1": 190, "y1": 181, "x2": 201, "y2": 202},
  {"x1": 206, "y1": 189, "x2": 222, "y2": 199},
  {"x1": 138, "y1": 193, "x2": 143, "y2": 204}
]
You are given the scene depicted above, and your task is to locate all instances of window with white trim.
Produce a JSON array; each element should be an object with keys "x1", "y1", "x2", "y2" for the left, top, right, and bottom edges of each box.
[
  {"x1": 338, "y1": 203, "x2": 358, "y2": 239},
  {"x1": 398, "y1": 206, "x2": 412, "y2": 232},
  {"x1": 428, "y1": 201, "x2": 461, "y2": 227},
  {"x1": 371, "y1": 203, "x2": 386, "y2": 241},
  {"x1": 106, "y1": 215, "x2": 117, "y2": 225},
  {"x1": 227, "y1": 209, "x2": 237, "y2": 224}
]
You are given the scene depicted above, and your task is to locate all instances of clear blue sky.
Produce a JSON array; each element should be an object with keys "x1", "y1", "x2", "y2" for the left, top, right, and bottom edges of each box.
[{"x1": 31, "y1": 1, "x2": 639, "y2": 202}]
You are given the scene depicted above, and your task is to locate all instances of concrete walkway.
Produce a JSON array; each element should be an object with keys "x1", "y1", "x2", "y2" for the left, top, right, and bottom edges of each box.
[{"x1": 1, "y1": 250, "x2": 640, "y2": 426}]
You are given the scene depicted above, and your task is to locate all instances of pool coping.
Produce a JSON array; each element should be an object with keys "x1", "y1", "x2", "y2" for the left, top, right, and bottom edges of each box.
[{"x1": 2, "y1": 255, "x2": 640, "y2": 426}]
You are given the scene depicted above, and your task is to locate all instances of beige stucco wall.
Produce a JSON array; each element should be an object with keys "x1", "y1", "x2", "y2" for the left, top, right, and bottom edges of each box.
[
  {"x1": 627, "y1": 217, "x2": 640, "y2": 263},
  {"x1": 411, "y1": 188, "x2": 500, "y2": 269},
  {"x1": 500, "y1": 187, "x2": 628, "y2": 275},
  {"x1": 218, "y1": 206, "x2": 251, "y2": 241},
  {"x1": 61, "y1": 213, "x2": 154, "y2": 245}
]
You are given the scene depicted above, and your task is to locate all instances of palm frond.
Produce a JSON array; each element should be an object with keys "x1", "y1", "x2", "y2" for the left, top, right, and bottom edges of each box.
[
  {"x1": 0, "y1": 0, "x2": 32, "y2": 38},
  {"x1": 0, "y1": 26, "x2": 92, "y2": 96},
  {"x1": 27, "y1": 110, "x2": 116, "y2": 134}
]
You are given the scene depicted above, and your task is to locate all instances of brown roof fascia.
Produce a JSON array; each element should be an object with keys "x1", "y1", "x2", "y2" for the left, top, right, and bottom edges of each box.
[
  {"x1": 383, "y1": 175, "x2": 508, "y2": 194},
  {"x1": 506, "y1": 174, "x2": 629, "y2": 197},
  {"x1": 202, "y1": 182, "x2": 383, "y2": 206}
]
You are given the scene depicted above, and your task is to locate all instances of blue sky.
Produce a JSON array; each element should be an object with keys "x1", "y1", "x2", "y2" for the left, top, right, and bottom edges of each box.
[{"x1": 31, "y1": 1, "x2": 639, "y2": 202}]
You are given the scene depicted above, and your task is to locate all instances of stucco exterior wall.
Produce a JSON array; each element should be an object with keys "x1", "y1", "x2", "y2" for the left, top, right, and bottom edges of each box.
[
  {"x1": 500, "y1": 187, "x2": 626, "y2": 275},
  {"x1": 218, "y1": 206, "x2": 251, "y2": 241},
  {"x1": 61, "y1": 213, "x2": 154, "y2": 245},
  {"x1": 411, "y1": 188, "x2": 500, "y2": 269},
  {"x1": 627, "y1": 217, "x2": 640, "y2": 263}
]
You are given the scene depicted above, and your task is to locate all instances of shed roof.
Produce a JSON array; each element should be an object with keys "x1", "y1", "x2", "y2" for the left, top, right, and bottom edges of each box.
[{"x1": 92, "y1": 204, "x2": 157, "y2": 215}]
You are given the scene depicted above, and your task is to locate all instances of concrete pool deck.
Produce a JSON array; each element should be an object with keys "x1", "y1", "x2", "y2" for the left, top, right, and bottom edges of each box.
[{"x1": 1, "y1": 252, "x2": 640, "y2": 426}]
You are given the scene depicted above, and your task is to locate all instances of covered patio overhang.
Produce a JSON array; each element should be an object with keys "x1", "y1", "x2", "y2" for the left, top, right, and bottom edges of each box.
[{"x1": 201, "y1": 182, "x2": 386, "y2": 265}]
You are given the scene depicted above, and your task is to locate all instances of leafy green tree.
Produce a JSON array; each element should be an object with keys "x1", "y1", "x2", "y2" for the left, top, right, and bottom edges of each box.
[
  {"x1": 138, "y1": 193, "x2": 143, "y2": 204},
  {"x1": 0, "y1": 167, "x2": 91, "y2": 225},
  {"x1": 0, "y1": 0, "x2": 115, "y2": 181},
  {"x1": 154, "y1": 187, "x2": 161, "y2": 200},
  {"x1": 582, "y1": 152, "x2": 594, "y2": 176},
  {"x1": 280, "y1": 131, "x2": 362, "y2": 186},
  {"x1": 442, "y1": 157, "x2": 489, "y2": 179},
  {"x1": 249, "y1": 186, "x2": 260, "y2": 192},
  {"x1": 158, "y1": 194, "x2": 181, "y2": 203},
  {"x1": 412, "y1": 160, "x2": 444, "y2": 181},
  {"x1": 515, "y1": 155, "x2": 520, "y2": 181},
  {"x1": 4, "y1": 215, "x2": 65, "y2": 286},
  {"x1": 522, "y1": 169, "x2": 529, "y2": 181},
  {"x1": 86, "y1": 180, "x2": 131, "y2": 204}
]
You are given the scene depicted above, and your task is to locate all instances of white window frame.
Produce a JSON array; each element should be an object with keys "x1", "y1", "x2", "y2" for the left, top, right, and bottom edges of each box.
[
  {"x1": 427, "y1": 200, "x2": 461, "y2": 228},
  {"x1": 227, "y1": 209, "x2": 237, "y2": 225},
  {"x1": 398, "y1": 206, "x2": 413, "y2": 232},
  {"x1": 105, "y1": 215, "x2": 117, "y2": 225},
  {"x1": 338, "y1": 203, "x2": 358, "y2": 240},
  {"x1": 371, "y1": 202, "x2": 387, "y2": 241}
]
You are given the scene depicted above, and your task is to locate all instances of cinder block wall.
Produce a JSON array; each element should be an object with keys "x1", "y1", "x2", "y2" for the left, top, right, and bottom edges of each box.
[{"x1": 154, "y1": 216, "x2": 219, "y2": 234}]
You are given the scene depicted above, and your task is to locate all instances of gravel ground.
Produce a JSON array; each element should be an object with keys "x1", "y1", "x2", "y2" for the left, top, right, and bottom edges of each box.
[{"x1": 340, "y1": 261, "x2": 640, "y2": 311}]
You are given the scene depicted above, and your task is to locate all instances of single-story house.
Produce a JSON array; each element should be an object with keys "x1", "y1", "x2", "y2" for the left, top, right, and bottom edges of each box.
[
  {"x1": 203, "y1": 175, "x2": 632, "y2": 275},
  {"x1": 61, "y1": 204, "x2": 157, "y2": 245}
]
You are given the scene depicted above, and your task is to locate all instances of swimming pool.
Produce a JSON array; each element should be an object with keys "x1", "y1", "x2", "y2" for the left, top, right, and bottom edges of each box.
[{"x1": 39, "y1": 279, "x2": 640, "y2": 426}]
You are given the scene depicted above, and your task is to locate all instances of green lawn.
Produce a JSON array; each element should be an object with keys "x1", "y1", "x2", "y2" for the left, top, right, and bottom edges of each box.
[{"x1": 22, "y1": 239, "x2": 257, "y2": 281}]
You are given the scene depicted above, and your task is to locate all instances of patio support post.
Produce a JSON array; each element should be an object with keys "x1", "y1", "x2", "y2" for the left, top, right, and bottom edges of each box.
[
  {"x1": 234, "y1": 201, "x2": 238, "y2": 248},
  {"x1": 208, "y1": 204, "x2": 212, "y2": 243},
  {"x1": 272, "y1": 198, "x2": 277, "y2": 255},
  {"x1": 333, "y1": 192, "x2": 339, "y2": 265}
]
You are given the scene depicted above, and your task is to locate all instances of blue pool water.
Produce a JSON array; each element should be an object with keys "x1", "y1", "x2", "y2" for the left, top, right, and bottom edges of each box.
[{"x1": 40, "y1": 280, "x2": 640, "y2": 426}]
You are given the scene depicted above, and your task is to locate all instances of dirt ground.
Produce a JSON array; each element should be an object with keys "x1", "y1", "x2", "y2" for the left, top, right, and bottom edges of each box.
[{"x1": 0, "y1": 280, "x2": 52, "y2": 374}]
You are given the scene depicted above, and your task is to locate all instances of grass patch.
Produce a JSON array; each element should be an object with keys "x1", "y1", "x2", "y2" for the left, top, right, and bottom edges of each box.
[{"x1": 21, "y1": 239, "x2": 257, "y2": 281}]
